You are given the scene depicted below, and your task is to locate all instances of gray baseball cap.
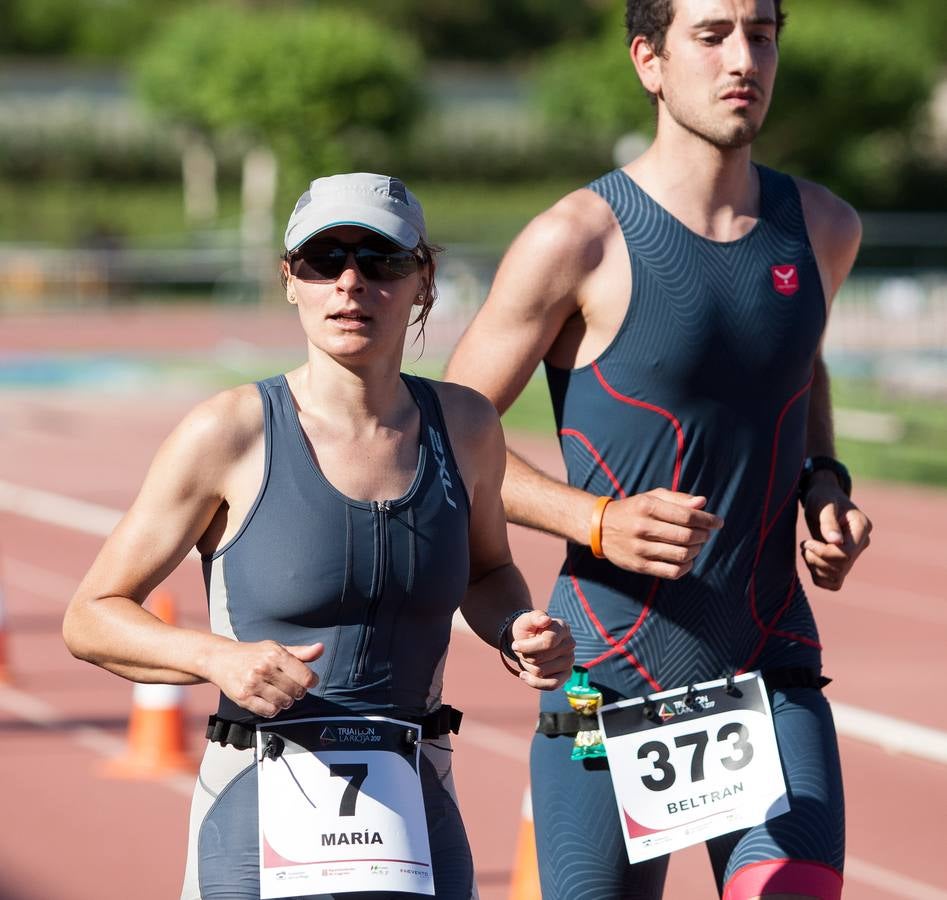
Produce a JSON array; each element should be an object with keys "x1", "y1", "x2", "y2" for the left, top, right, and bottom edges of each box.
[{"x1": 284, "y1": 172, "x2": 427, "y2": 252}]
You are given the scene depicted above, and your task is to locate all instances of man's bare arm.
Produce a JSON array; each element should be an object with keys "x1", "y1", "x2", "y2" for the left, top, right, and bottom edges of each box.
[
  {"x1": 447, "y1": 192, "x2": 723, "y2": 574},
  {"x1": 798, "y1": 181, "x2": 872, "y2": 590}
]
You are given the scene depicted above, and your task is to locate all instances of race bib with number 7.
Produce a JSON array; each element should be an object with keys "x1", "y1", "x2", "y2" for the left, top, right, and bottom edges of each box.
[
  {"x1": 598, "y1": 672, "x2": 789, "y2": 864},
  {"x1": 256, "y1": 716, "x2": 434, "y2": 898}
]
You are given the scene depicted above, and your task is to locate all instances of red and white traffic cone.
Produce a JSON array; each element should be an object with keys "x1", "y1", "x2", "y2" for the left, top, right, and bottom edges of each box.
[{"x1": 105, "y1": 590, "x2": 195, "y2": 778}]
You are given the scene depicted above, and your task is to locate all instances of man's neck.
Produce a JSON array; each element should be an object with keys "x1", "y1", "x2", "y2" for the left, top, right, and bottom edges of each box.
[{"x1": 624, "y1": 125, "x2": 760, "y2": 243}]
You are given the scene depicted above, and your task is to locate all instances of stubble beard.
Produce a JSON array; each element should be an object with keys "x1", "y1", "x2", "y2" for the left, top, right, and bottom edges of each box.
[
  {"x1": 694, "y1": 116, "x2": 761, "y2": 150},
  {"x1": 662, "y1": 88, "x2": 766, "y2": 151}
]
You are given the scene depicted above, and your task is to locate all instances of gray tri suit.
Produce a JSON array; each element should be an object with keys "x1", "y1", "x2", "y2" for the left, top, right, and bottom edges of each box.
[{"x1": 182, "y1": 374, "x2": 477, "y2": 900}]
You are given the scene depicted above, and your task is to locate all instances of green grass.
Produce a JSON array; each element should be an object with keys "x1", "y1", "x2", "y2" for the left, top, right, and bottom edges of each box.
[
  {"x1": 0, "y1": 179, "x2": 244, "y2": 248},
  {"x1": 401, "y1": 359, "x2": 558, "y2": 434},
  {"x1": 412, "y1": 179, "x2": 583, "y2": 252},
  {"x1": 0, "y1": 178, "x2": 579, "y2": 251},
  {"x1": 833, "y1": 379, "x2": 947, "y2": 487}
]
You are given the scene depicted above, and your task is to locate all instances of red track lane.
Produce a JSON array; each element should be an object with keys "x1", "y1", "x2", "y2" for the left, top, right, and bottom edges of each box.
[{"x1": 1, "y1": 364, "x2": 946, "y2": 897}]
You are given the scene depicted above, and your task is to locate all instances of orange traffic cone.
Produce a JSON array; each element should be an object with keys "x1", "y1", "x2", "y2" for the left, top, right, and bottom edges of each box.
[
  {"x1": 508, "y1": 786, "x2": 541, "y2": 900},
  {"x1": 0, "y1": 585, "x2": 11, "y2": 685},
  {"x1": 105, "y1": 590, "x2": 195, "y2": 778}
]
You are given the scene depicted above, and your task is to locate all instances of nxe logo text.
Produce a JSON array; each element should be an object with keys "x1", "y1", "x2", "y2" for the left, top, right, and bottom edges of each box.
[{"x1": 428, "y1": 427, "x2": 458, "y2": 509}]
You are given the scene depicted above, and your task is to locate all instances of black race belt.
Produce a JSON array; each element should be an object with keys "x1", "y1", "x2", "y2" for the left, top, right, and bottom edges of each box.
[
  {"x1": 536, "y1": 667, "x2": 830, "y2": 737},
  {"x1": 207, "y1": 704, "x2": 463, "y2": 751}
]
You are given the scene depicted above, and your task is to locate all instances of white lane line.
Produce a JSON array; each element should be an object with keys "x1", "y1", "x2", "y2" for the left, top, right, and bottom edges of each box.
[
  {"x1": 6, "y1": 556, "x2": 78, "y2": 602},
  {"x1": 0, "y1": 479, "x2": 200, "y2": 560},
  {"x1": 0, "y1": 479, "x2": 121, "y2": 536},
  {"x1": 0, "y1": 684, "x2": 193, "y2": 796},
  {"x1": 846, "y1": 856, "x2": 947, "y2": 899},
  {"x1": 832, "y1": 701, "x2": 947, "y2": 765},
  {"x1": 5, "y1": 485, "x2": 947, "y2": 766}
]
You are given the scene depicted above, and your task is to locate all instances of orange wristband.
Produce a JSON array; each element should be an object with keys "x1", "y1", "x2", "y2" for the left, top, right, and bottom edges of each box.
[{"x1": 589, "y1": 495, "x2": 613, "y2": 559}]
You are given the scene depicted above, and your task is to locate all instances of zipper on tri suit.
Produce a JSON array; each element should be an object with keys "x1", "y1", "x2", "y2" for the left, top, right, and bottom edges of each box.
[{"x1": 354, "y1": 500, "x2": 390, "y2": 681}]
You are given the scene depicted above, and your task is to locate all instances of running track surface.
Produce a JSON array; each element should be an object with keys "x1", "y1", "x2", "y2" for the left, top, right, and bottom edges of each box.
[{"x1": 1, "y1": 308, "x2": 946, "y2": 899}]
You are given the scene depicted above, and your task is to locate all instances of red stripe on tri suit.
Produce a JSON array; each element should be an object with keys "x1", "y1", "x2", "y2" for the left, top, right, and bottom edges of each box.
[
  {"x1": 573, "y1": 361, "x2": 691, "y2": 687},
  {"x1": 741, "y1": 375, "x2": 816, "y2": 672},
  {"x1": 559, "y1": 428, "x2": 628, "y2": 498},
  {"x1": 592, "y1": 361, "x2": 685, "y2": 491},
  {"x1": 568, "y1": 561, "x2": 662, "y2": 691}
]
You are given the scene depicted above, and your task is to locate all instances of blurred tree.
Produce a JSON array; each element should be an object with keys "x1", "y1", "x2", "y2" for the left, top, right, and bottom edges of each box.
[
  {"x1": 2, "y1": 0, "x2": 611, "y2": 63},
  {"x1": 134, "y1": 3, "x2": 424, "y2": 263},
  {"x1": 134, "y1": 5, "x2": 423, "y2": 178},
  {"x1": 758, "y1": 0, "x2": 943, "y2": 206},
  {"x1": 312, "y1": 0, "x2": 611, "y2": 62},
  {"x1": 533, "y1": 31, "x2": 653, "y2": 142},
  {"x1": 0, "y1": 0, "x2": 187, "y2": 58},
  {"x1": 532, "y1": 0, "x2": 946, "y2": 209}
]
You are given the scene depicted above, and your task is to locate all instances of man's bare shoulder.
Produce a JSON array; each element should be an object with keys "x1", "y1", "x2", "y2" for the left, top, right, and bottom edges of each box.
[
  {"x1": 511, "y1": 185, "x2": 619, "y2": 276},
  {"x1": 795, "y1": 178, "x2": 862, "y2": 255},
  {"x1": 794, "y1": 178, "x2": 862, "y2": 298}
]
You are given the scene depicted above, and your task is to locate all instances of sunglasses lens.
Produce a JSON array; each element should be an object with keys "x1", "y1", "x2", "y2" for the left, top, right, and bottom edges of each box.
[
  {"x1": 355, "y1": 246, "x2": 420, "y2": 280},
  {"x1": 292, "y1": 239, "x2": 420, "y2": 283},
  {"x1": 289, "y1": 245, "x2": 347, "y2": 281}
]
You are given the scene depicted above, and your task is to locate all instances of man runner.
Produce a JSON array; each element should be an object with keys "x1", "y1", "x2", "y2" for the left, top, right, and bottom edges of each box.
[{"x1": 446, "y1": 1, "x2": 872, "y2": 897}]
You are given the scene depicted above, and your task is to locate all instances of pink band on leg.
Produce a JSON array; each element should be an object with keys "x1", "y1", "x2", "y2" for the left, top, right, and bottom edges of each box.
[{"x1": 724, "y1": 859, "x2": 842, "y2": 899}]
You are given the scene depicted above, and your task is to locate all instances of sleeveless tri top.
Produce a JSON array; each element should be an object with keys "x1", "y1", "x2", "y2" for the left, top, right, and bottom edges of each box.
[
  {"x1": 544, "y1": 165, "x2": 826, "y2": 699},
  {"x1": 203, "y1": 373, "x2": 471, "y2": 725}
]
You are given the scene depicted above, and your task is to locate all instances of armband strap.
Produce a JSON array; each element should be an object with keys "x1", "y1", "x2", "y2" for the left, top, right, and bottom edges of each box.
[
  {"x1": 497, "y1": 607, "x2": 532, "y2": 677},
  {"x1": 589, "y1": 495, "x2": 613, "y2": 559}
]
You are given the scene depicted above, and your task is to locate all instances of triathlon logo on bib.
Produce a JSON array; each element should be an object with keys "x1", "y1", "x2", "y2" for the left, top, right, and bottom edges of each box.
[
  {"x1": 771, "y1": 265, "x2": 800, "y2": 296},
  {"x1": 428, "y1": 426, "x2": 458, "y2": 510}
]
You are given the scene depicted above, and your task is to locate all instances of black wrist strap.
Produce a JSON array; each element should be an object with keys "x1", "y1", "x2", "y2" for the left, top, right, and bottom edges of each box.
[
  {"x1": 498, "y1": 608, "x2": 533, "y2": 662},
  {"x1": 799, "y1": 455, "x2": 852, "y2": 504}
]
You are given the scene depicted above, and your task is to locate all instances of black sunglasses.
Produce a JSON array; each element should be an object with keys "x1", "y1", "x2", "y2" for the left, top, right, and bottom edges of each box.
[{"x1": 289, "y1": 237, "x2": 422, "y2": 283}]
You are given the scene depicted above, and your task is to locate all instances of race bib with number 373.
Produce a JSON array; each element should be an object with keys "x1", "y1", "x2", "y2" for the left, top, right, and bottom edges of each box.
[
  {"x1": 598, "y1": 673, "x2": 789, "y2": 864},
  {"x1": 256, "y1": 716, "x2": 434, "y2": 898}
]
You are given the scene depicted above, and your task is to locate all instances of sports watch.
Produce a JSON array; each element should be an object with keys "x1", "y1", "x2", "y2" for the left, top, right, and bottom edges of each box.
[{"x1": 798, "y1": 455, "x2": 852, "y2": 503}]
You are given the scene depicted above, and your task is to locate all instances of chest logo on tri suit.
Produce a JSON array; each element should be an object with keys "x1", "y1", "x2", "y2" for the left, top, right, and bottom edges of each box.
[
  {"x1": 428, "y1": 426, "x2": 458, "y2": 510},
  {"x1": 771, "y1": 264, "x2": 800, "y2": 296}
]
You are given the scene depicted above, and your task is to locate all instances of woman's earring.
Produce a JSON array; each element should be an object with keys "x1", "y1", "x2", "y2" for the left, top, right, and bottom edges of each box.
[{"x1": 287, "y1": 291, "x2": 297, "y2": 304}]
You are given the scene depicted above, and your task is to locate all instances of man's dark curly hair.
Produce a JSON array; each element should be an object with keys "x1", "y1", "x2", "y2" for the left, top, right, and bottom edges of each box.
[{"x1": 625, "y1": 0, "x2": 786, "y2": 55}]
